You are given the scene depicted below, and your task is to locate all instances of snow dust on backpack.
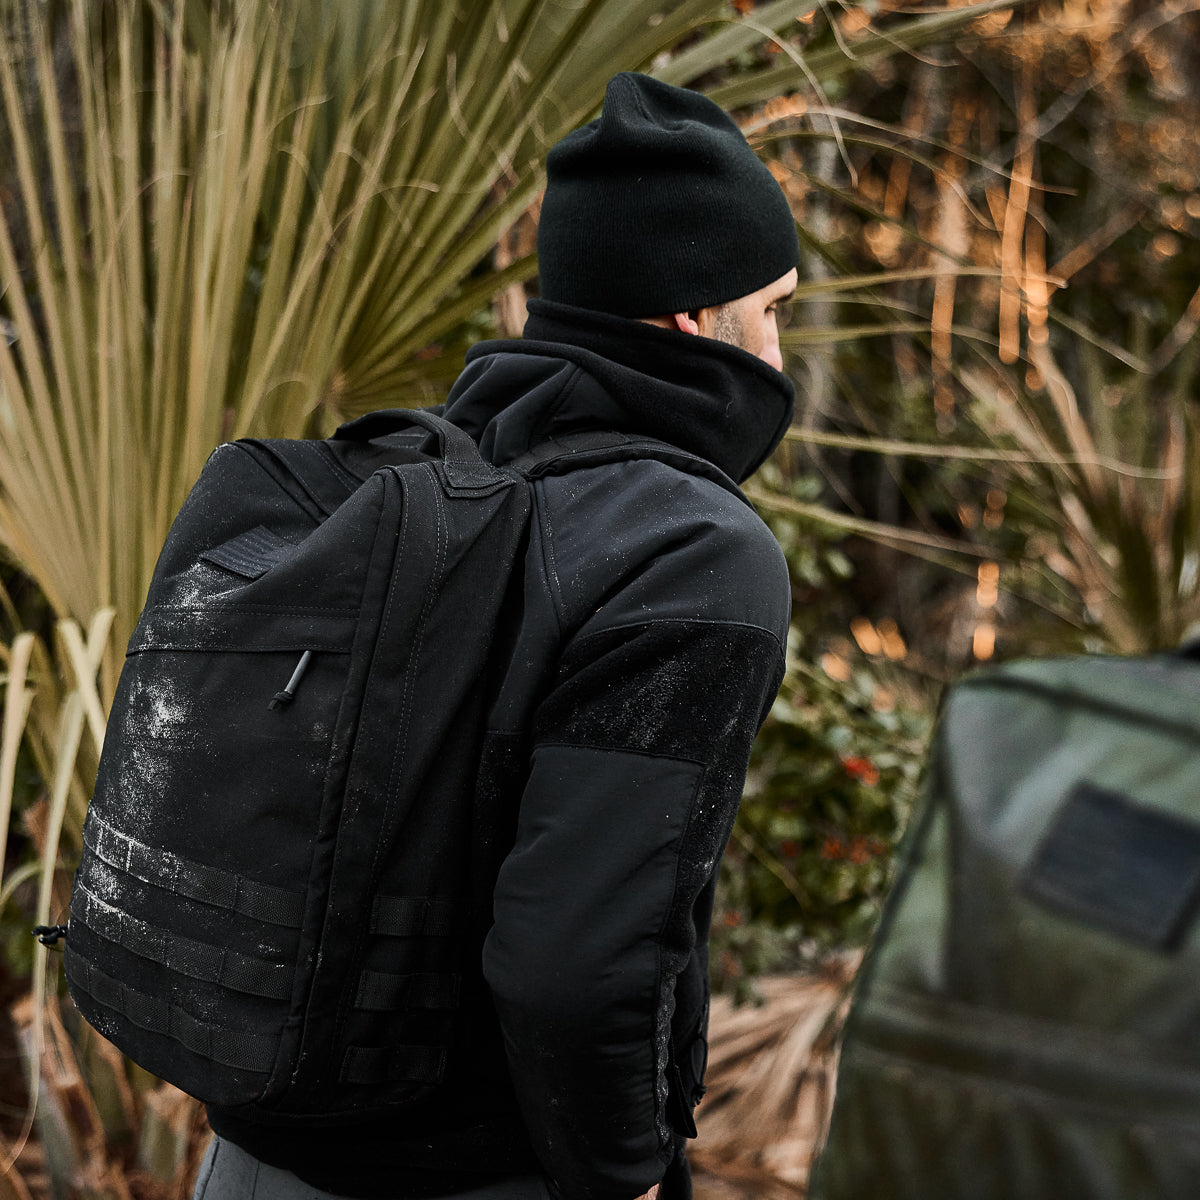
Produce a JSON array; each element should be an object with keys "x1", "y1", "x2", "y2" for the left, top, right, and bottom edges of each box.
[{"x1": 811, "y1": 650, "x2": 1200, "y2": 1200}]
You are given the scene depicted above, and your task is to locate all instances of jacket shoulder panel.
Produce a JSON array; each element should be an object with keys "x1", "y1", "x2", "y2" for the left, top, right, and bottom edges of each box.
[{"x1": 535, "y1": 458, "x2": 790, "y2": 646}]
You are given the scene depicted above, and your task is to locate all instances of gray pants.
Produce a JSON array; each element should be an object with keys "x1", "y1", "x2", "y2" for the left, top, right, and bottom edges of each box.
[{"x1": 193, "y1": 1137, "x2": 553, "y2": 1200}]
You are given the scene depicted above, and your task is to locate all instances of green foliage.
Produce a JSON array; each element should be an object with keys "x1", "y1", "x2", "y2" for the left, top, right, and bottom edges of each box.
[
  {"x1": 742, "y1": 649, "x2": 929, "y2": 935},
  {"x1": 713, "y1": 468, "x2": 934, "y2": 996}
]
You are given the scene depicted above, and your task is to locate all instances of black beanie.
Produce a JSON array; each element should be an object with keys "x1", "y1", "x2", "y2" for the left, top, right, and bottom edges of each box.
[{"x1": 537, "y1": 72, "x2": 799, "y2": 319}]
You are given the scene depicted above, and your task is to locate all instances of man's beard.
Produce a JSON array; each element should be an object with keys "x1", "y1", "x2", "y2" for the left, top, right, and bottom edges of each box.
[{"x1": 712, "y1": 304, "x2": 748, "y2": 352}]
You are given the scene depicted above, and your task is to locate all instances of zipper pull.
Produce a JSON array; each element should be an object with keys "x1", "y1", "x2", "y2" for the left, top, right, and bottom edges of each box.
[{"x1": 270, "y1": 651, "x2": 313, "y2": 710}]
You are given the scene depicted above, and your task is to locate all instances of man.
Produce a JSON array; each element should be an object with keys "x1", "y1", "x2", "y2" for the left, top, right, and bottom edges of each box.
[{"x1": 197, "y1": 72, "x2": 798, "y2": 1200}]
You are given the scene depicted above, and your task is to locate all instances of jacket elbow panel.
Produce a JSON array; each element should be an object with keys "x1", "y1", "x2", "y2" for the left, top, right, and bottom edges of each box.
[
  {"x1": 482, "y1": 744, "x2": 704, "y2": 1196},
  {"x1": 483, "y1": 744, "x2": 703, "y2": 1022}
]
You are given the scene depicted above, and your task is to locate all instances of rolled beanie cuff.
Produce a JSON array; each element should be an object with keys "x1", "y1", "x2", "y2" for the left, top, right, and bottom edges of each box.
[
  {"x1": 537, "y1": 72, "x2": 799, "y2": 317},
  {"x1": 543, "y1": 239, "x2": 796, "y2": 318}
]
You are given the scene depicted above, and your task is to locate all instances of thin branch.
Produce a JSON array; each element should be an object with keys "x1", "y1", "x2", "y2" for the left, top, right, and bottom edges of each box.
[
  {"x1": 781, "y1": 428, "x2": 1180, "y2": 479},
  {"x1": 1144, "y1": 282, "x2": 1200, "y2": 379},
  {"x1": 737, "y1": 13, "x2": 858, "y2": 185},
  {"x1": 746, "y1": 484, "x2": 995, "y2": 556},
  {"x1": 1047, "y1": 200, "x2": 1145, "y2": 284}
]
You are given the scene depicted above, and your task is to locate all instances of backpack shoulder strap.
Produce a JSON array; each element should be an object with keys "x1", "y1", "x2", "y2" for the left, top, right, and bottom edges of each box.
[{"x1": 510, "y1": 430, "x2": 748, "y2": 505}]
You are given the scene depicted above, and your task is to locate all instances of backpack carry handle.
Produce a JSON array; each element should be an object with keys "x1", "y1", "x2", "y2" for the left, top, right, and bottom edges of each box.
[{"x1": 333, "y1": 408, "x2": 483, "y2": 472}]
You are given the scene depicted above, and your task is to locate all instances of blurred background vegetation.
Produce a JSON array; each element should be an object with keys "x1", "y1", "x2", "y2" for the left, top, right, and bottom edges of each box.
[{"x1": 1, "y1": 0, "x2": 1198, "y2": 1194}]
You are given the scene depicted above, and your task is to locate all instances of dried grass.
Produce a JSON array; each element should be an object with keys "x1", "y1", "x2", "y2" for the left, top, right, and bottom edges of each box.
[{"x1": 692, "y1": 957, "x2": 860, "y2": 1198}]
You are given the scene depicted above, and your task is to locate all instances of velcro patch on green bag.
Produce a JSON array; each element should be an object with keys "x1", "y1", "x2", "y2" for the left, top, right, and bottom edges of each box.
[{"x1": 1022, "y1": 781, "x2": 1200, "y2": 951}]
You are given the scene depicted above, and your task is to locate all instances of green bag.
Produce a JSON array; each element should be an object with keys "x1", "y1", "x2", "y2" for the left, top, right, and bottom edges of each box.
[{"x1": 811, "y1": 652, "x2": 1200, "y2": 1200}]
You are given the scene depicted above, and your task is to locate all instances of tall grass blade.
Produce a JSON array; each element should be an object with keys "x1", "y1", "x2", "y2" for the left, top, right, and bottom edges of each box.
[{"x1": 0, "y1": 633, "x2": 35, "y2": 898}]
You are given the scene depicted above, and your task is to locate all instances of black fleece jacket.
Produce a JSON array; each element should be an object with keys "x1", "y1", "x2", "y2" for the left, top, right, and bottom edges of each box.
[{"x1": 208, "y1": 301, "x2": 793, "y2": 1199}]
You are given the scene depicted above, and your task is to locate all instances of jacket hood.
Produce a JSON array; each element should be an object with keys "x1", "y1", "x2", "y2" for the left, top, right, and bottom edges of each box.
[{"x1": 442, "y1": 299, "x2": 795, "y2": 483}]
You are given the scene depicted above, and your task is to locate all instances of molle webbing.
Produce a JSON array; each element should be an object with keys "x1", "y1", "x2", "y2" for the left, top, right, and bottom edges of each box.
[
  {"x1": 369, "y1": 895, "x2": 468, "y2": 937},
  {"x1": 355, "y1": 970, "x2": 461, "y2": 1012},
  {"x1": 71, "y1": 882, "x2": 294, "y2": 1000},
  {"x1": 65, "y1": 953, "x2": 278, "y2": 1074},
  {"x1": 84, "y1": 813, "x2": 305, "y2": 928},
  {"x1": 340, "y1": 1044, "x2": 447, "y2": 1087},
  {"x1": 75, "y1": 804, "x2": 467, "y2": 1090}
]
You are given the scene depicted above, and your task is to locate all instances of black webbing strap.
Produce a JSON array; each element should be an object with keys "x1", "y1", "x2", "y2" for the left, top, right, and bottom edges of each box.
[
  {"x1": 66, "y1": 954, "x2": 278, "y2": 1074},
  {"x1": 72, "y1": 883, "x2": 293, "y2": 1001},
  {"x1": 84, "y1": 813, "x2": 304, "y2": 929},
  {"x1": 369, "y1": 896, "x2": 468, "y2": 938},
  {"x1": 340, "y1": 1043, "x2": 446, "y2": 1086},
  {"x1": 355, "y1": 970, "x2": 461, "y2": 1012}
]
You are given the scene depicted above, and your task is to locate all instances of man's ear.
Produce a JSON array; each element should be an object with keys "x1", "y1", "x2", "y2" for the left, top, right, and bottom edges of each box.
[{"x1": 671, "y1": 311, "x2": 701, "y2": 336}]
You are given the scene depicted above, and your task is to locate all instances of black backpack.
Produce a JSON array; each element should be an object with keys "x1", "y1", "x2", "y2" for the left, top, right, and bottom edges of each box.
[
  {"x1": 62, "y1": 408, "x2": 737, "y2": 1121},
  {"x1": 811, "y1": 650, "x2": 1200, "y2": 1200}
]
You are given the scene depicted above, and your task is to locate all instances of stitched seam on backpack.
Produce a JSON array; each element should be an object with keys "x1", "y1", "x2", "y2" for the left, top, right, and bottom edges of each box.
[
  {"x1": 315, "y1": 440, "x2": 363, "y2": 492},
  {"x1": 344, "y1": 463, "x2": 446, "y2": 1064},
  {"x1": 233, "y1": 442, "x2": 333, "y2": 521},
  {"x1": 152, "y1": 604, "x2": 358, "y2": 615},
  {"x1": 325, "y1": 467, "x2": 417, "y2": 1052}
]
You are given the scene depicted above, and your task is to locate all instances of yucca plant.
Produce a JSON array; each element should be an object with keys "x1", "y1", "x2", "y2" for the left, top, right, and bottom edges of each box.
[
  {"x1": 957, "y1": 337, "x2": 1200, "y2": 655},
  {"x1": 0, "y1": 0, "x2": 810, "y2": 686},
  {"x1": 0, "y1": 610, "x2": 117, "y2": 1194}
]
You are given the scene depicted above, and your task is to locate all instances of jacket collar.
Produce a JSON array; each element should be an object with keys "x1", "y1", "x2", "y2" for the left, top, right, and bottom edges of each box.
[{"x1": 443, "y1": 299, "x2": 794, "y2": 484}]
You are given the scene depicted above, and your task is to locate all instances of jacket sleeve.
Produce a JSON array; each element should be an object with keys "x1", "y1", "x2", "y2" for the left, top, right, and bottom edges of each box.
[{"x1": 481, "y1": 475, "x2": 789, "y2": 1199}]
